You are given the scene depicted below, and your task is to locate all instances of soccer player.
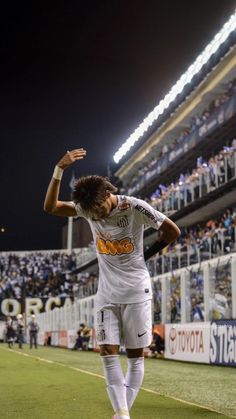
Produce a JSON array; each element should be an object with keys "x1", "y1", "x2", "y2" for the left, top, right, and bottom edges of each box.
[{"x1": 44, "y1": 149, "x2": 180, "y2": 419}]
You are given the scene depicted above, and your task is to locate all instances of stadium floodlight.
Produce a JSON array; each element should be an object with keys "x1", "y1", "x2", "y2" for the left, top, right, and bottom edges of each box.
[{"x1": 113, "y1": 10, "x2": 236, "y2": 164}]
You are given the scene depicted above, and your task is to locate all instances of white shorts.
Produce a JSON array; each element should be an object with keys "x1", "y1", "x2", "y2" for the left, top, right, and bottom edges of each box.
[{"x1": 95, "y1": 299, "x2": 152, "y2": 349}]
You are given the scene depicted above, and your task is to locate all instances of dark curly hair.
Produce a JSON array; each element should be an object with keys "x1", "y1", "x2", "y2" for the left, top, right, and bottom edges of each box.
[{"x1": 72, "y1": 175, "x2": 118, "y2": 212}]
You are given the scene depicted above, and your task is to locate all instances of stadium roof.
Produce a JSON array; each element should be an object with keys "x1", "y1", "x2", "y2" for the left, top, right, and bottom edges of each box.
[{"x1": 113, "y1": 10, "x2": 236, "y2": 165}]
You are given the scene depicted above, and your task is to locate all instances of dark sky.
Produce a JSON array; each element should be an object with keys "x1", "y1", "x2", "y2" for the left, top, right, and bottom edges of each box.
[{"x1": 1, "y1": 1, "x2": 236, "y2": 251}]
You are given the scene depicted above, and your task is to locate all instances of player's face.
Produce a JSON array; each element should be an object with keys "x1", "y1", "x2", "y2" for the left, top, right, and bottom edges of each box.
[{"x1": 91, "y1": 194, "x2": 113, "y2": 220}]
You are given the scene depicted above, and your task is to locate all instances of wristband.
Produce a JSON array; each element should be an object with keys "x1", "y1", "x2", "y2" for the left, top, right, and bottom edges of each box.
[{"x1": 53, "y1": 165, "x2": 64, "y2": 180}]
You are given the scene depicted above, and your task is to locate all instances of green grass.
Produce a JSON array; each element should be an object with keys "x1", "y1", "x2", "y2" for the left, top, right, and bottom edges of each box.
[{"x1": 0, "y1": 344, "x2": 235, "y2": 419}]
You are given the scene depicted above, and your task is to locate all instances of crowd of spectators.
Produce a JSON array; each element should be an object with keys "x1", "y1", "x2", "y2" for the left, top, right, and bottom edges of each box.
[
  {"x1": 72, "y1": 272, "x2": 98, "y2": 299},
  {"x1": 148, "y1": 138, "x2": 236, "y2": 214},
  {"x1": 127, "y1": 78, "x2": 236, "y2": 190},
  {"x1": 153, "y1": 259, "x2": 232, "y2": 325},
  {"x1": 0, "y1": 249, "x2": 99, "y2": 302},
  {"x1": 0, "y1": 252, "x2": 77, "y2": 300},
  {"x1": 184, "y1": 261, "x2": 232, "y2": 323},
  {"x1": 178, "y1": 207, "x2": 236, "y2": 255},
  {"x1": 147, "y1": 206, "x2": 236, "y2": 278}
]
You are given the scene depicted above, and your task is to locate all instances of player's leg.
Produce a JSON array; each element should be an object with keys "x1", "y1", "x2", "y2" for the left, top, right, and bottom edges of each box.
[
  {"x1": 125, "y1": 348, "x2": 144, "y2": 410},
  {"x1": 34, "y1": 333, "x2": 37, "y2": 349},
  {"x1": 19, "y1": 333, "x2": 23, "y2": 349},
  {"x1": 122, "y1": 300, "x2": 152, "y2": 410},
  {"x1": 30, "y1": 332, "x2": 33, "y2": 349},
  {"x1": 96, "y1": 304, "x2": 130, "y2": 419},
  {"x1": 101, "y1": 345, "x2": 129, "y2": 419}
]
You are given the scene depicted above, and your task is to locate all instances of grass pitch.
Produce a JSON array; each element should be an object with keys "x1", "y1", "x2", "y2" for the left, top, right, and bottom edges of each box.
[{"x1": 0, "y1": 344, "x2": 235, "y2": 418}]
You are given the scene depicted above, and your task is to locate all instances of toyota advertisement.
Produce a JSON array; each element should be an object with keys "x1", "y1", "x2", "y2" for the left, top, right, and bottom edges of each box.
[
  {"x1": 165, "y1": 323, "x2": 211, "y2": 363},
  {"x1": 165, "y1": 321, "x2": 236, "y2": 366}
]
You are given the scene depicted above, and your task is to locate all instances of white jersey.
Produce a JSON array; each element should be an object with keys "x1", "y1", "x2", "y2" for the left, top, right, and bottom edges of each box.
[{"x1": 75, "y1": 195, "x2": 166, "y2": 304}]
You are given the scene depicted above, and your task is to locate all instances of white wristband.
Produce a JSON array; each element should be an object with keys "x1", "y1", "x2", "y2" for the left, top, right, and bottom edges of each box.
[{"x1": 53, "y1": 165, "x2": 64, "y2": 180}]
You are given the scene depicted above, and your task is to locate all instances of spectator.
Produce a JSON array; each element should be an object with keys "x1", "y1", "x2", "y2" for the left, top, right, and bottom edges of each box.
[
  {"x1": 191, "y1": 297, "x2": 204, "y2": 322},
  {"x1": 28, "y1": 314, "x2": 39, "y2": 349},
  {"x1": 149, "y1": 331, "x2": 164, "y2": 357},
  {"x1": 5, "y1": 316, "x2": 15, "y2": 348},
  {"x1": 210, "y1": 285, "x2": 230, "y2": 320},
  {"x1": 16, "y1": 314, "x2": 24, "y2": 349},
  {"x1": 72, "y1": 323, "x2": 91, "y2": 351}
]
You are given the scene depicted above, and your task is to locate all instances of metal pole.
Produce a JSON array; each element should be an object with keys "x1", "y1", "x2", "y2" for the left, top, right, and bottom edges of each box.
[
  {"x1": 67, "y1": 217, "x2": 73, "y2": 254},
  {"x1": 203, "y1": 263, "x2": 210, "y2": 322},
  {"x1": 231, "y1": 258, "x2": 236, "y2": 319},
  {"x1": 181, "y1": 270, "x2": 186, "y2": 323}
]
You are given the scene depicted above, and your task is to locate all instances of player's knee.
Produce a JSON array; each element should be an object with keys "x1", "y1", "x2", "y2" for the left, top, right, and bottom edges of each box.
[
  {"x1": 100, "y1": 344, "x2": 119, "y2": 356},
  {"x1": 126, "y1": 348, "x2": 144, "y2": 358}
]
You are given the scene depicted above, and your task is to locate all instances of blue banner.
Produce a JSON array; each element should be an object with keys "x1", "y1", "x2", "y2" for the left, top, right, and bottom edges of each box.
[{"x1": 210, "y1": 320, "x2": 236, "y2": 366}]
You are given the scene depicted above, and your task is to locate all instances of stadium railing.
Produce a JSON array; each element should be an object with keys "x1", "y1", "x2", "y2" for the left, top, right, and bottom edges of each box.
[
  {"x1": 150, "y1": 148, "x2": 236, "y2": 215},
  {"x1": 147, "y1": 230, "x2": 236, "y2": 276}
]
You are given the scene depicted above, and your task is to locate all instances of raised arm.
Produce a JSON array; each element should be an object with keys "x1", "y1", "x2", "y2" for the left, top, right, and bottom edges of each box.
[{"x1": 43, "y1": 148, "x2": 86, "y2": 217}]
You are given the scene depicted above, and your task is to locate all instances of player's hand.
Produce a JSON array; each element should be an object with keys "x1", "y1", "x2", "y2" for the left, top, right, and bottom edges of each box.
[{"x1": 57, "y1": 148, "x2": 87, "y2": 170}]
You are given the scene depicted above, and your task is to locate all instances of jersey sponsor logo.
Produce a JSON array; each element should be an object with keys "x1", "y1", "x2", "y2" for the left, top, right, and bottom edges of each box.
[
  {"x1": 135, "y1": 204, "x2": 157, "y2": 222},
  {"x1": 97, "y1": 237, "x2": 134, "y2": 255},
  {"x1": 117, "y1": 215, "x2": 129, "y2": 228}
]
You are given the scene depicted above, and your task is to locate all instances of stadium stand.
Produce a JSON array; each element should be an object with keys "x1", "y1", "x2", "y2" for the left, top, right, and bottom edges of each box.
[
  {"x1": 1, "y1": 15, "x2": 236, "y2": 368},
  {"x1": 148, "y1": 138, "x2": 236, "y2": 215},
  {"x1": 126, "y1": 78, "x2": 236, "y2": 195},
  {"x1": 0, "y1": 251, "x2": 77, "y2": 300}
]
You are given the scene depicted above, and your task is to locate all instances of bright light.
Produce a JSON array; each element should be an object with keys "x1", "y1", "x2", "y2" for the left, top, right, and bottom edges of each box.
[{"x1": 113, "y1": 11, "x2": 236, "y2": 164}]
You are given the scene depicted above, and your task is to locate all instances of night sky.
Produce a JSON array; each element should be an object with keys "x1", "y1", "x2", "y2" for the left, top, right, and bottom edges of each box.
[{"x1": 1, "y1": 1, "x2": 236, "y2": 251}]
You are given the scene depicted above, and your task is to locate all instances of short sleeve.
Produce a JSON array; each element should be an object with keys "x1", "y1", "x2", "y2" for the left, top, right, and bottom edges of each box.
[{"x1": 132, "y1": 197, "x2": 166, "y2": 230}]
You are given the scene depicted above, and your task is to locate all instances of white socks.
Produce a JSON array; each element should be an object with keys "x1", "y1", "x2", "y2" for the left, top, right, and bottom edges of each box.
[
  {"x1": 125, "y1": 357, "x2": 144, "y2": 410},
  {"x1": 101, "y1": 355, "x2": 130, "y2": 419},
  {"x1": 101, "y1": 355, "x2": 144, "y2": 417},
  {"x1": 113, "y1": 416, "x2": 130, "y2": 419}
]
